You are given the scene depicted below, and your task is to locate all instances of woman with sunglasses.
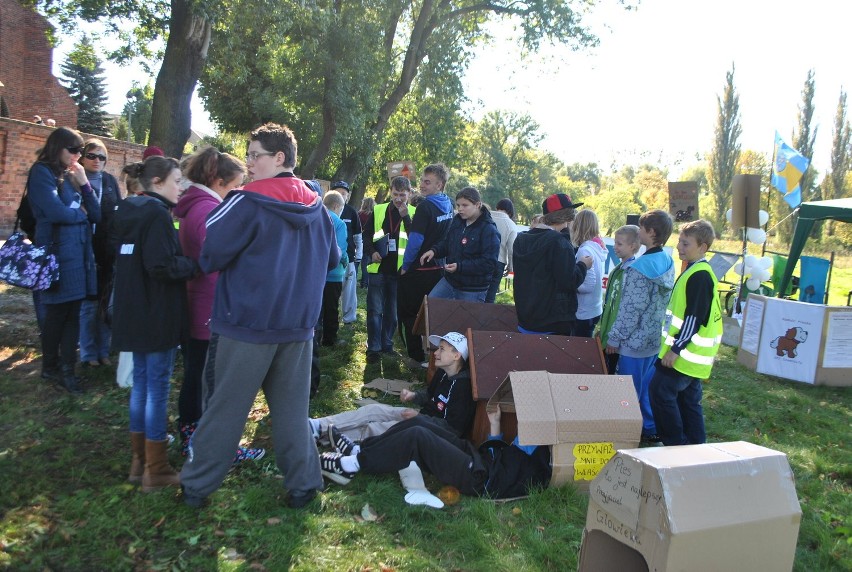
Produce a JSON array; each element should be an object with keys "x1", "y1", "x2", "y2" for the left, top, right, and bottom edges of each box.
[
  {"x1": 26, "y1": 127, "x2": 101, "y2": 394},
  {"x1": 77, "y1": 139, "x2": 121, "y2": 368}
]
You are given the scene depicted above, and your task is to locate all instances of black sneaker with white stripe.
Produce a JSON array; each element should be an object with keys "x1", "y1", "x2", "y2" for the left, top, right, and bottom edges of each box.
[
  {"x1": 327, "y1": 424, "x2": 356, "y2": 456},
  {"x1": 320, "y1": 451, "x2": 355, "y2": 485}
]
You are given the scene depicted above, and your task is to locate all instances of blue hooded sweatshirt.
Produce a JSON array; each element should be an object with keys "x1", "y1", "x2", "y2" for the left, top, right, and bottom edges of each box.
[
  {"x1": 606, "y1": 247, "x2": 675, "y2": 358},
  {"x1": 200, "y1": 176, "x2": 339, "y2": 344}
]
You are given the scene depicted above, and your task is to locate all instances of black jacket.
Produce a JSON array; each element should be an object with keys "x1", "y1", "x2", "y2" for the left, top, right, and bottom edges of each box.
[
  {"x1": 90, "y1": 171, "x2": 120, "y2": 298},
  {"x1": 111, "y1": 193, "x2": 198, "y2": 353},
  {"x1": 430, "y1": 208, "x2": 500, "y2": 292},
  {"x1": 479, "y1": 439, "x2": 552, "y2": 499},
  {"x1": 412, "y1": 367, "x2": 475, "y2": 436},
  {"x1": 512, "y1": 227, "x2": 587, "y2": 334}
]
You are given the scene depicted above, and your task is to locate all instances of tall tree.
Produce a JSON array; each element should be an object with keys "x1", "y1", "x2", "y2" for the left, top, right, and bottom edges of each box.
[
  {"x1": 201, "y1": 0, "x2": 619, "y2": 187},
  {"x1": 793, "y1": 69, "x2": 819, "y2": 201},
  {"x1": 825, "y1": 89, "x2": 852, "y2": 236},
  {"x1": 60, "y1": 35, "x2": 111, "y2": 135},
  {"x1": 121, "y1": 84, "x2": 154, "y2": 144},
  {"x1": 31, "y1": 0, "x2": 211, "y2": 156},
  {"x1": 708, "y1": 64, "x2": 742, "y2": 233}
]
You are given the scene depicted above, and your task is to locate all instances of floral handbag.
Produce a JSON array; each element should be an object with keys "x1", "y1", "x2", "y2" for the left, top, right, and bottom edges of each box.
[{"x1": 0, "y1": 216, "x2": 59, "y2": 291}]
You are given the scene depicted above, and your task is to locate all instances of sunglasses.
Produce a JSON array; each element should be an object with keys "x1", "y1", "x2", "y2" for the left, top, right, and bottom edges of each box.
[
  {"x1": 85, "y1": 153, "x2": 107, "y2": 161},
  {"x1": 66, "y1": 146, "x2": 84, "y2": 155}
]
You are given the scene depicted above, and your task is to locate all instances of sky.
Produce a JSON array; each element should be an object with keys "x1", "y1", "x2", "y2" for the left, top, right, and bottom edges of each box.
[{"x1": 57, "y1": 0, "x2": 851, "y2": 177}]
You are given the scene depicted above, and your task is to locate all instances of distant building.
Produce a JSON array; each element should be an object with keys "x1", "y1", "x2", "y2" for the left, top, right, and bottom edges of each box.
[{"x1": 0, "y1": 0, "x2": 77, "y2": 126}]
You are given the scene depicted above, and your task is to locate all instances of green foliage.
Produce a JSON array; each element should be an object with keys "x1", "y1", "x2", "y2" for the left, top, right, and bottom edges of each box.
[
  {"x1": 708, "y1": 64, "x2": 742, "y2": 234},
  {"x1": 200, "y1": 0, "x2": 611, "y2": 189},
  {"x1": 794, "y1": 69, "x2": 819, "y2": 201},
  {"x1": 120, "y1": 83, "x2": 153, "y2": 144},
  {"x1": 59, "y1": 35, "x2": 111, "y2": 136},
  {"x1": 28, "y1": 0, "x2": 171, "y2": 63},
  {"x1": 583, "y1": 187, "x2": 644, "y2": 235},
  {"x1": 197, "y1": 131, "x2": 249, "y2": 156}
]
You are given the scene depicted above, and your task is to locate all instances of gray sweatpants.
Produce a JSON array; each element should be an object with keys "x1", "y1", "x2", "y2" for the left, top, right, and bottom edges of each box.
[
  {"x1": 317, "y1": 403, "x2": 414, "y2": 442},
  {"x1": 180, "y1": 335, "x2": 322, "y2": 498}
]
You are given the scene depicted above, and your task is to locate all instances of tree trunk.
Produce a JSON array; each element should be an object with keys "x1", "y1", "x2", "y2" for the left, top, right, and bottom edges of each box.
[{"x1": 148, "y1": 0, "x2": 211, "y2": 157}]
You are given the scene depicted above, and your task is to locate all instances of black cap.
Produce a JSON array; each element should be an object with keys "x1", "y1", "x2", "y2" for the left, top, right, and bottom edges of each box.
[{"x1": 331, "y1": 181, "x2": 350, "y2": 192}]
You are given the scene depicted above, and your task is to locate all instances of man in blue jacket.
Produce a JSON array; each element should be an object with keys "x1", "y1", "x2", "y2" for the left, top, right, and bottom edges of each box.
[{"x1": 180, "y1": 123, "x2": 339, "y2": 509}]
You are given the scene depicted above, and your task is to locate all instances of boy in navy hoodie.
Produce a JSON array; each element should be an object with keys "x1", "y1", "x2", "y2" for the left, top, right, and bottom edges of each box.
[{"x1": 180, "y1": 123, "x2": 339, "y2": 509}]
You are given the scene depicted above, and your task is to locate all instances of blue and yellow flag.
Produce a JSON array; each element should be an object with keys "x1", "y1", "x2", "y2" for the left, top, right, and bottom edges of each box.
[{"x1": 770, "y1": 131, "x2": 809, "y2": 208}]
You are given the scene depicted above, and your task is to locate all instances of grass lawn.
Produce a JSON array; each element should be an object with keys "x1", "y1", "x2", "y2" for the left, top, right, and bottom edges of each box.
[{"x1": 0, "y1": 282, "x2": 850, "y2": 571}]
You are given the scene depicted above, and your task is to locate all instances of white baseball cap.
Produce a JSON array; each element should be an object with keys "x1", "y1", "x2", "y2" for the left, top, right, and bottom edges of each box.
[{"x1": 427, "y1": 332, "x2": 469, "y2": 361}]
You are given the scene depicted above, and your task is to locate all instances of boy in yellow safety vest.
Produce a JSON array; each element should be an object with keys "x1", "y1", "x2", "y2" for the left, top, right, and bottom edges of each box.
[{"x1": 649, "y1": 219, "x2": 722, "y2": 446}]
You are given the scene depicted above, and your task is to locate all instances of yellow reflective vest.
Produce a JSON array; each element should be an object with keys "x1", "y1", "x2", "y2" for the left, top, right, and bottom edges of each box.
[
  {"x1": 659, "y1": 260, "x2": 723, "y2": 379},
  {"x1": 367, "y1": 202, "x2": 415, "y2": 274}
]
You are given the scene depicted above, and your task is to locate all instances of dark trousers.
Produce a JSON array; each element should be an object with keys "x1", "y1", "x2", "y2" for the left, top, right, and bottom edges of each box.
[
  {"x1": 358, "y1": 416, "x2": 482, "y2": 496},
  {"x1": 320, "y1": 281, "x2": 343, "y2": 345},
  {"x1": 42, "y1": 299, "x2": 82, "y2": 371},
  {"x1": 397, "y1": 269, "x2": 442, "y2": 361},
  {"x1": 649, "y1": 365, "x2": 706, "y2": 446},
  {"x1": 179, "y1": 337, "x2": 208, "y2": 424},
  {"x1": 573, "y1": 315, "x2": 600, "y2": 338},
  {"x1": 485, "y1": 261, "x2": 506, "y2": 304}
]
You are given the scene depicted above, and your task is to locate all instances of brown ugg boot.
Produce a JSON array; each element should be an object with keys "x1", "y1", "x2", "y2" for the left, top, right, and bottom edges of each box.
[
  {"x1": 128, "y1": 432, "x2": 145, "y2": 485},
  {"x1": 141, "y1": 439, "x2": 180, "y2": 492}
]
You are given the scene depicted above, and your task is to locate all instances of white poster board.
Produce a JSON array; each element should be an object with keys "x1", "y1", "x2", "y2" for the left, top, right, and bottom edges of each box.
[
  {"x1": 756, "y1": 298, "x2": 824, "y2": 384},
  {"x1": 822, "y1": 313, "x2": 852, "y2": 368}
]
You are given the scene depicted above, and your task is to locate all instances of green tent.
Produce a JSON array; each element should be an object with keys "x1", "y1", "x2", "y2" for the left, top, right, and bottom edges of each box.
[{"x1": 777, "y1": 198, "x2": 852, "y2": 297}]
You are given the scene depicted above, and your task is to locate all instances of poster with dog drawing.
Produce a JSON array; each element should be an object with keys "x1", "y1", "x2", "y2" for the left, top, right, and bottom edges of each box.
[{"x1": 756, "y1": 298, "x2": 824, "y2": 383}]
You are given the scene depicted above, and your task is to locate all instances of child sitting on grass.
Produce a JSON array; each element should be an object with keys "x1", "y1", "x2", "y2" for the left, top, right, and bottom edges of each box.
[
  {"x1": 309, "y1": 331, "x2": 474, "y2": 443},
  {"x1": 319, "y1": 408, "x2": 551, "y2": 500},
  {"x1": 604, "y1": 210, "x2": 674, "y2": 443},
  {"x1": 597, "y1": 224, "x2": 641, "y2": 374}
]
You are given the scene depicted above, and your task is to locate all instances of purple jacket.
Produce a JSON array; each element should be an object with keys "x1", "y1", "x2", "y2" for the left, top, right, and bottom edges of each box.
[{"x1": 174, "y1": 184, "x2": 222, "y2": 340}]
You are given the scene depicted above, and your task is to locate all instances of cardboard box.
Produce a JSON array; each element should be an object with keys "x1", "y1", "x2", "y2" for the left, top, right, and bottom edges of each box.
[
  {"x1": 486, "y1": 371, "x2": 641, "y2": 491},
  {"x1": 736, "y1": 294, "x2": 852, "y2": 386},
  {"x1": 578, "y1": 441, "x2": 802, "y2": 572}
]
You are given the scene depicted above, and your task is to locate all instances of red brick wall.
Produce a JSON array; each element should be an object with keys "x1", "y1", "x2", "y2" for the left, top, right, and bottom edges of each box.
[
  {"x1": 0, "y1": 0, "x2": 78, "y2": 127},
  {"x1": 0, "y1": 117, "x2": 145, "y2": 234}
]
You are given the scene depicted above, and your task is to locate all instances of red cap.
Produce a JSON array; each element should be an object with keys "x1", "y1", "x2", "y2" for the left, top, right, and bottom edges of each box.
[{"x1": 143, "y1": 146, "x2": 165, "y2": 159}]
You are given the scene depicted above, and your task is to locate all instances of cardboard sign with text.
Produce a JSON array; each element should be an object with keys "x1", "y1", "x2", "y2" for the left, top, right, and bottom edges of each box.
[
  {"x1": 486, "y1": 371, "x2": 641, "y2": 491},
  {"x1": 668, "y1": 181, "x2": 699, "y2": 223}
]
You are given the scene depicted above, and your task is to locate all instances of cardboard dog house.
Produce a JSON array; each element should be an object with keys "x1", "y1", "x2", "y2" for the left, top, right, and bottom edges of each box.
[
  {"x1": 486, "y1": 371, "x2": 641, "y2": 491},
  {"x1": 467, "y1": 330, "x2": 608, "y2": 444},
  {"x1": 578, "y1": 441, "x2": 802, "y2": 571}
]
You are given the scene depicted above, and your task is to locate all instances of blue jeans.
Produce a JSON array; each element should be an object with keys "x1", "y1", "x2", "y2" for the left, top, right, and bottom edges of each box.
[
  {"x1": 485, "y1": 261, "x2": 506, "y2": 304},
  {"x1": 129, "y1": 348, "x2": 176, "y2": 440},
  {"x1": 616, "y1": 355, "x2": 658, "y2": 435},
  {"x1": 429, "y1": 277, "x2": 486, "y2": 302},
  {"x1": 649, "y1": 365, "x2": 706, "y2": 446},
  {"x1": 366, "y1": 272, "x2": 399, "y2": 353},
  {"x1": 79, "y1": 299, "x2": 111, "y2": 361}
]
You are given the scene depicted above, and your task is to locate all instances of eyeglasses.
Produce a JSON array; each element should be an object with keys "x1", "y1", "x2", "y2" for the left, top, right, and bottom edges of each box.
[
  {"x1": 85, "y1": 153, "x2": 107, "y2": 161},
  {"x1": 66, "y1": 146, "x2": 84, "y2": 155},
  {"x1": 245, "y1": 151, "x2": 276, "y2": 162}
]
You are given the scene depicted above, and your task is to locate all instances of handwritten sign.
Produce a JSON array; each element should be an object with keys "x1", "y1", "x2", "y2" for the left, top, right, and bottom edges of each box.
[
  {"x1": 573, "y1": 442, "x2": 616, "y2": 481},
  {"x1": 590, "y1": 454, "x2": 644, "y2": 533}
]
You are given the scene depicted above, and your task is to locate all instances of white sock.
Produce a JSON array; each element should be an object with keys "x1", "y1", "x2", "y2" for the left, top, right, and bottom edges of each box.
[
  {"x1": 404, "y1": 490, "x2": 444, "y2": 509},
  {"x1": 309, "y1": 419, "x2": 321, "y2": 440},
  {"x1": 340, "y1": 455, "x2": 360, "y2": 473},
  {"x1": 351, "y1": 444, "x2": 361, "y2": 456}
]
